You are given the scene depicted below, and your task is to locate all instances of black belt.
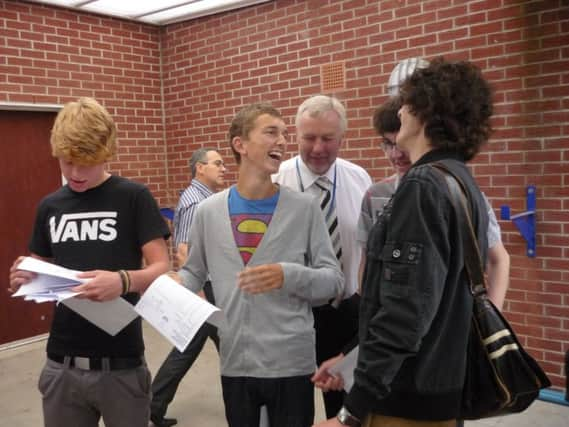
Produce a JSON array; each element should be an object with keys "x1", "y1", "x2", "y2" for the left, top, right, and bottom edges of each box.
[{"x1": 48, "y1": 353, "x2": 142, "y2": 371}]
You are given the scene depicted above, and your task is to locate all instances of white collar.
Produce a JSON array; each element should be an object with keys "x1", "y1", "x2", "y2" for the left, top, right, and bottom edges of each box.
[{"x1": 296, "y1": 156, "x2": 338, "y2": 190}]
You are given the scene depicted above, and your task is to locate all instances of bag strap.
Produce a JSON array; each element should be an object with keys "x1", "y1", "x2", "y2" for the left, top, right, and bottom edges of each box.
[{"x1": 431, "y1": 162, "x2": 487, "y2": 297}]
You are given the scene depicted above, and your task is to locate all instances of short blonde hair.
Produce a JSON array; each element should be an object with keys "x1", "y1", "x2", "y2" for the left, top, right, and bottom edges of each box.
[{"x1": 50, "y1": 97, "x2": 117, "y2": 164}]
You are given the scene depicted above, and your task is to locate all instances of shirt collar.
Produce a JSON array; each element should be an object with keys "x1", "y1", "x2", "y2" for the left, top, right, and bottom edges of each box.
[
  {"x1": 191, "y1": 178, "x2": 214, "y2": 197},
  {"x1": 296, "y1": 156, "x2": 337, "y2": 190}
]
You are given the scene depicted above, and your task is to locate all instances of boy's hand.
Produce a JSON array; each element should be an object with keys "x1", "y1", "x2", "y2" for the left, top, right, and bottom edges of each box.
[
  {"x1": 8, "y1": 256, "x2": 37, "y2": 293},
  {"x1": 73, "y1": 270, "x2": 123, "y2": 301},
  {"x1": 311, "y1": 353, "x2": 345, "y2": 392},
  {"x1": 238, "y1": 264, "x2": 283, "y2": 294}
]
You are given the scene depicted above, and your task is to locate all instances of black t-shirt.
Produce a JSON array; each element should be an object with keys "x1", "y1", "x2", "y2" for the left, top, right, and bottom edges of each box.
[{"x1": 30, "y1": 175, "x2": 170, "y2": 357}]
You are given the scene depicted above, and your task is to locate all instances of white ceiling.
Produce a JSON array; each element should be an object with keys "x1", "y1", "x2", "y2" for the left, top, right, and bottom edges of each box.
[{"x1": 27, "y1": 0, "x2": 273, "y2": 26}]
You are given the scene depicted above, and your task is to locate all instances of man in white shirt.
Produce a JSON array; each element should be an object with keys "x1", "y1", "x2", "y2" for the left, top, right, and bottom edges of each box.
[{"x1": 273, "y1": 95, "x2": 372, "y2": 418}]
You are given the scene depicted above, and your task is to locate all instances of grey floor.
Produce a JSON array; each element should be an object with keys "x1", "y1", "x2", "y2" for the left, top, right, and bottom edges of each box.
[{"x1": 0, "y1": 323, "x2": 567, "y2": 427}]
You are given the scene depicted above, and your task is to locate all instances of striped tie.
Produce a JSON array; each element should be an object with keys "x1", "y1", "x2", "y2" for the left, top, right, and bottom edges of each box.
[{"x1": 315, "y1": 176, "x2": 342, "y2": 264}]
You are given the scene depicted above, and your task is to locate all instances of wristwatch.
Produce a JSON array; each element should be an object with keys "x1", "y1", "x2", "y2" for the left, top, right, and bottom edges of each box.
[{"x1": 337, "y1": 406, "x2": 361, "y2": 427}]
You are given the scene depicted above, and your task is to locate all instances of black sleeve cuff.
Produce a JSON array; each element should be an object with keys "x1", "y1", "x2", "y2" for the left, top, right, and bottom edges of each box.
[
  {"x1": 344, "y1": 382, "x2": 376, "y2": 421},
  {"x1": 341, "y1": 335, "x2": 358, "y2": 356}
]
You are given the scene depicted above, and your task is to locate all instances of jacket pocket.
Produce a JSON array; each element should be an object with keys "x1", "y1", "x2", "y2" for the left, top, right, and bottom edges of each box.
[
  {"x1": 377, "y1": 241, "x2": 425, "y2": 338},
  {"x1": 379, "y1": 241, "x2": 423, "y2": 291}
]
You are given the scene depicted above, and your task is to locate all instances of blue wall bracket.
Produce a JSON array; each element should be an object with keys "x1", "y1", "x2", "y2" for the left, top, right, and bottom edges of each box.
[
  {"x1": 160, "y1": 207, "x2": 174, "y2": 221},
  {"x1": 500, "y1": 185, "x2": 536, "y2": 257},
  {"x1": 539, "y1": 388, "x2": 569, "y2": 407}
]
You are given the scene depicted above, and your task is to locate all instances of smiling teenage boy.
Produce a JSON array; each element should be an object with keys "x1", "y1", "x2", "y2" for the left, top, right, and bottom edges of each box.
[
  {"x1": 176, "y1": 103, "x2": 344, "y2": 427},
  {"x1": 8, "y1": 97, "x2": 170, "y2": 427}
]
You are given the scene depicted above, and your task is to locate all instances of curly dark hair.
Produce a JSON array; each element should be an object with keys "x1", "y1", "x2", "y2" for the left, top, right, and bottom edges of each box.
[
  {"x1": 372, "y1": 97, "x2": 402, "y2": 136},
  {"x1": 399, "y1": 57, "x2": 493, "y2": 161}
]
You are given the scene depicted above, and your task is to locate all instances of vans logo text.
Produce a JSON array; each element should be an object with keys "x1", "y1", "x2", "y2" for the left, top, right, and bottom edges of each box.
[{"x1": 49, "y1": 212, "x2": 118, "y2": 243}]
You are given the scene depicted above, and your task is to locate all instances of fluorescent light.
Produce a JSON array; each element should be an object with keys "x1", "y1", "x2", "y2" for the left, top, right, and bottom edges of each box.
[{"x1": 140, "y1": 0, "x2": 272, "y2": 25}]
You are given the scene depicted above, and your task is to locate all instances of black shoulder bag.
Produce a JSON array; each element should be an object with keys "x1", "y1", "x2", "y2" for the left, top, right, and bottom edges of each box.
[{"x1": 432, "y1": 162, "x2": 551, "y2": 420}]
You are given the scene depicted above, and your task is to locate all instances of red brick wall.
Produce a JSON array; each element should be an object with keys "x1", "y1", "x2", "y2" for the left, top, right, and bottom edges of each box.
[
  {"x1": 161, "y1": 0, "x2": 569, "y2": 388},
  {"x1": 0, "y1": 0, "x2": 168, "y2": 202},
  {"x1": 2, "y1": 0, "x2": 568, "y2": 388}
]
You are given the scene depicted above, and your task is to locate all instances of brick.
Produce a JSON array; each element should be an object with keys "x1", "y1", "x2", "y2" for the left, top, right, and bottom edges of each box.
[
  {"x1": 525, "y1": 49, "x2": 560, "y2": 64},
  {"x1": 526, "y1": 314, "x2": 562, "y2": 329},
  {"x1": 509, "y1": 300, "x2": 545, "y2": 315},
  {"x1": 454, "y1": 35, "x2": 486, "y2": 50},
  {"x1": 514, "y1": 324, "x2": 545, "y2": 339},
  {"x1": 471, "y1": 21, "x2": 504, "y2": 37},
  {"x1": 408, "y1": 10, "x2": 435, "y2": 27}
]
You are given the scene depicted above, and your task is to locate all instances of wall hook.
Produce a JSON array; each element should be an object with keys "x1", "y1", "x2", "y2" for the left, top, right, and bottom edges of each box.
[
  {"x1": 500, "y1": 185, "x2": 536, "y2": 257},
  {"x1": 160, "y1": 207, "x2": 174, "y2": 221}
]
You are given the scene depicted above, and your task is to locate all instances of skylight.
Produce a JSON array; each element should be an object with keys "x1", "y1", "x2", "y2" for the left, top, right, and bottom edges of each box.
[{"x1": 28, "y1": 0, "x2": 272, "y2": 25}]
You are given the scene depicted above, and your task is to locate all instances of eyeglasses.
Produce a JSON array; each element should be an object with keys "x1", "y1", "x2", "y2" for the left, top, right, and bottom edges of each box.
[
  {"x1": 380, "y1": 136, "x2": 397, "y2": 151},
  {"x1": 199, "y1": 160, "x2": 225, "y2": 167}
]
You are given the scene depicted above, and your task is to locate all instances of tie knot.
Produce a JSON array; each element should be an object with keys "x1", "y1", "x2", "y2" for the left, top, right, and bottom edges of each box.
[{"x1": 317, "y1": 176, "x2": 331, "y2": 191}]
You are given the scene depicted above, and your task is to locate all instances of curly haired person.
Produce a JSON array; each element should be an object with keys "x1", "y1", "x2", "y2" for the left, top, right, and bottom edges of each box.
[{"x1": 315, "y1": 57, "x2": 494, "y2": 427}]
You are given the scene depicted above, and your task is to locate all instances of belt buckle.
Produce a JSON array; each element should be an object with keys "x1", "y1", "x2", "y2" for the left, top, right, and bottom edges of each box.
[{"x1": 74, "y1": 357, "x2": 91, "y2": 370}]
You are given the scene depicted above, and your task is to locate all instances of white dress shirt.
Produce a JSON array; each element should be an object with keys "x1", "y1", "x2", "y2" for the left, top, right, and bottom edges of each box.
[{"x1": 273, "y1": 155, "x2": 372, "y2": 297}]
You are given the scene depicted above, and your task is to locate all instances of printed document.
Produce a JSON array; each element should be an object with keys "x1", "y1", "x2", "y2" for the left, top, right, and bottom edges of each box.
[{"x1": 135, "y1": 274, "x2": 224, "y2": 352}]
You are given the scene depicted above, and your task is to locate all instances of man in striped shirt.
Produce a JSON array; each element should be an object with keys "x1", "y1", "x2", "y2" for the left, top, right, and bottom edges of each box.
[
  {"x1": 172, "y1": 148, "x2": 226, "y2": 266},
  {"x1": 150, "y1": 147, "x2": 226, "y2": 427}
]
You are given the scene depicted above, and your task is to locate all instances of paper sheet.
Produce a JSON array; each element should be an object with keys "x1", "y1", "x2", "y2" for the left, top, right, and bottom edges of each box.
[
  {"x1": 328, "y1": 346, "x2": 359, "y2": 392},
  {"x1": 62, "y1": 297, "x2": 138, "y2": 336},
  {"x1": 135, "y1": 274, "x2": 224, "y2": 352},
  {"x1": 13, "y1": 257, "x2": 138, "y2": 336},
  {"x1": 12, "y1": 257, "x2": 82, "y2": 298}
]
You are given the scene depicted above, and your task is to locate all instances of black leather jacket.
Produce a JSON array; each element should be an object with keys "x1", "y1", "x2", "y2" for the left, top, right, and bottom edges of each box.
[{"x1": 345, "y1": 150, "x2": 488, "y2": 421}]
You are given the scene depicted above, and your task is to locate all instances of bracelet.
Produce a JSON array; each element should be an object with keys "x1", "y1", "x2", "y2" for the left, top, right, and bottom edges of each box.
[
  {"x1": 125, "y1": 270, "x2": 131, "y2": 294},
  {"x1": 124, "y1": 270, "x2": 131, "y2": 294},
  {"x1": 118, "y1": 270, "x2": 131, "y2": 295}
]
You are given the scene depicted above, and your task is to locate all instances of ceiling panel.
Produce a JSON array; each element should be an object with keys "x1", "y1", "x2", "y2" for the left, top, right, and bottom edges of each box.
[{"x1": 27, "y1": 0, "x2": 272, "y2": 25}]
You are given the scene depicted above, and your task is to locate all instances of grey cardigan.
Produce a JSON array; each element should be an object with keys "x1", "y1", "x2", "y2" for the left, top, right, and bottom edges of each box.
[{"x1": 178, "y1": 185, "x2": 345, "y2": 377}]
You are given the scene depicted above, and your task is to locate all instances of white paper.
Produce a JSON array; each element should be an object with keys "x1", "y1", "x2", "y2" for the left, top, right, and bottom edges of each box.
[
  {"x1": 17, "y1": 256, "x2": 83, "y2": 281},
  {"x1": 328, "y1": 346, "x2": 359, "y2": 392},
  {"x1": 62, "y1": 297, "x2": 138, "y2": 336},
  {"x1": 135, "y1": 274, "x2": 224, "y2": 352},
  {"x1": 13, "y1": 257, "x2": 138, "y2": 336},
  {"x1": 12, "y1": 257, "x2": 82, "y2": 298}
]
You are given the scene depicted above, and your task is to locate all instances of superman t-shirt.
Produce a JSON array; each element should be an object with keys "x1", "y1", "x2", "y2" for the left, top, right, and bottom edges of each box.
[{"x1": 228, "y1": 186, "x2": 278, "y2": 265}]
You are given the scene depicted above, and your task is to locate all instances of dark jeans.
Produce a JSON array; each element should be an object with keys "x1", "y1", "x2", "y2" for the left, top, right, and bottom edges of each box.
[
  {"x1": 150, "y1": 282, "x2": 220, "y2": 420},
  {"x1": 313, "y1": 295, "x2": 360, "y2": 418},
  {"x1": 221, "y1": 375, "x2": 314, "y2": 427}
]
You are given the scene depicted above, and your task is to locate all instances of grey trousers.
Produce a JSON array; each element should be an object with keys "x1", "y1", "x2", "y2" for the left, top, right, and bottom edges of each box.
[{"x1": 38, "y1": 358, "x2": 151, "y2": 427}]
